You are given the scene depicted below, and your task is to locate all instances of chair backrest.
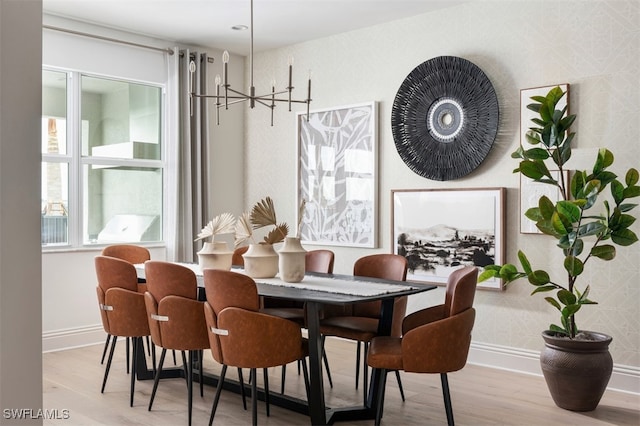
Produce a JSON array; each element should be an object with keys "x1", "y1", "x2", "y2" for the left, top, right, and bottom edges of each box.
[
  {"x1": 101, "y1": 244, "x2": 150, "y2": 264},
  {"x1": 94, "y1": 255, "x2": 149, "y2": 337},
  {"x1": 305, "y1": 250, "x2": 335, "y2": 274},
  {"x1": 143, "y1": 261, "x2": 207, "y2": 350},
  {"x1": 232, "y1": 246, "x2": 249, "y2": 267},
  {"x1": 401, "y1": 265, "x2": 478, "y2": 374},
  {"x1": 144, "y1": 261, "x2": 198, "y2": 301},
  {"x1": 351, "y1": 254, "x2": 408, "y2": 337},
  {"x1": 203, "y1": 269, "x2": 304, "y2": 368},
  {"x1": 443, "y1": 266, "x2": 478, "y2": 316}
]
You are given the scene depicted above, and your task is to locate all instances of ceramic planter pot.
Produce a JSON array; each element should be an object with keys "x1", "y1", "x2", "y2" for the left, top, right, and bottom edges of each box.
[
  {"x1": 540, "y1": 330, "x2": 613, "y2": 412},
  {"x1": 197, "y1": 241, "x2": 233, "y2": 271},
  {"x1": 242, "y1": 243, "x2": 279, "y2": 278},
  {"x1": 278, "y1": 237, "x2": 307, "y2": 283}
]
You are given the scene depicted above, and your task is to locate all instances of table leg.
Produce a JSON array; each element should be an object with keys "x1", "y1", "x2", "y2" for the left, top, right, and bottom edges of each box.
[{"x1": 305, "y1": 301, "x2": 327, "y2": 425}]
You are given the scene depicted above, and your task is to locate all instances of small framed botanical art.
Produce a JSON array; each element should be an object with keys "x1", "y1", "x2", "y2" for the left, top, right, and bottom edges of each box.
[{"x1": 392, "y1": 188, "x2": 506, "y2": 290}]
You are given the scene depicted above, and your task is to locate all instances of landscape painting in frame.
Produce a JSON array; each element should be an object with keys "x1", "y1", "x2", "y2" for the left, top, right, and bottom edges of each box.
[
  {"x1": 392, "y1": 188, "x2": 505, "y2": 290},
  {"x1": 297, "y1": 102, "x2": 377, "y2": 248}
]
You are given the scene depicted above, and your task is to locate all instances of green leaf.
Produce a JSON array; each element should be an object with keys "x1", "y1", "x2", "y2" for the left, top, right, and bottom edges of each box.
[
  {"x1": 626, "y1": 168, "x2": 639, "y2": 186},
  {"x1": 549, "y1": 324, "x2": 569, "y2": 335},
  {"x1": 532, "y1": 285, "x2": 557, "y2": 294},
  {"x1": 523, "y1": 148, "x2": 549, "y2": 160},
  {"x1": 545, "y1": 297, "x2": 561, "y2": 311},
  {"x1": 557, "y1": 289, "x2": 576, "y2": 305},
  {"x1": 578, "y1": 221, "x2": 605, "y2": 237},
  {"x1": 562, "y1": 303, "x2": 581, "y2": 318},
  {"x1": 539, "y1": 196, "x2": 555, "y2": 220},
  {"x1": 519, "y1": 160, "x2": 551, "y2": 180},
  {"x1": 593, "y1": 148, "x2": 614, "y2": 174},
  {"x1": 564, "y1": 255, "x2": 584, "y2": 276},
  {"x1": 590, "y1": 244, "x2": 616, "y2": 260},
  {"x1": 528, "y1": 270, "x2": 550, "y2": 285},
  {"x1": 619, "y1": 203, "x2": 639, "y2": 213},
  {"x1": 623, "y1": 185, "x2": 640, "y2": 199},
  {"x1": 571, "y1": 171, "x2": 586, "y2": 199},
  {"x1": 524, "y1": 207, "x2": 543, "y2": 222},
  {"x1": 511, "y1": 145, "x2": 525, "y2": 159},
  {"x1": 551, "y1": 211, "x2": 571, "y2": 235},
  {"x1": 556, "y1": 201, "x2": 582, "y2": 223},
  {"x1": 611, "y1": 228, "x2": 638, "y2": 246},
  {"x1": 525, "y1": 132, "x2": 541, "y2": 146},
  {"x1": 517, "y1": 250, "x2": 532, "y2": 274},
  {"x1": 611, "y1": 180, "x2": 624, "y2": 205},
  {"x1": 478, "y1": 269, "x2": 498, "y2": 282}
]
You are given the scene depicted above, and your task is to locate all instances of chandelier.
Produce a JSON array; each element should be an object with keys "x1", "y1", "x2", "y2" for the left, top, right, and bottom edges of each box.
[{"x1": 189, "y1": 0, "x2": 311, "y2": 126}]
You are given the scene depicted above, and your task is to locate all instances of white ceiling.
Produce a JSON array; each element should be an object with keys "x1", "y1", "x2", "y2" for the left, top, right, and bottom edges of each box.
[{"x1": 43, "y1": 0, "x2": 466, "y2": 55}]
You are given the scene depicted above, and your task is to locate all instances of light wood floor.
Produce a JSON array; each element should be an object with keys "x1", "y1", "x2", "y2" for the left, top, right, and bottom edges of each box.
[{"x1": 43, "y1": 338, "x2": 639, "y2": 425}]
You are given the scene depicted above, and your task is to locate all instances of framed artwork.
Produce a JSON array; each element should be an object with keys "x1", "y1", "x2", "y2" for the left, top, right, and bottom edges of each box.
[
  {"x1": 296, "y1": 102, "x2": 377, "y2": 248},
  {"x1": 520, "y1": 170, "x2": 569, "y2": 234},
  {"x1": 520, "y1": 83, "x2": 569, "y2": 149},
  {"x1": 392, "y1": 188, "x2": 506, "y2": 290}
]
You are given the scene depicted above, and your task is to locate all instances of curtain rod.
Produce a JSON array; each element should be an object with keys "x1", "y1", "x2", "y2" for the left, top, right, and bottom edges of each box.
[{"x1": 43, "y1": 25, "x2": 175, "y2": 56}]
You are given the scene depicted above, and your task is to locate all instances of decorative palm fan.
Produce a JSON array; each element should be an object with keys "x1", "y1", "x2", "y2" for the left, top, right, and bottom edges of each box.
[{"x1": 391, "y1": 56, "x2": 499, "y2": 181}]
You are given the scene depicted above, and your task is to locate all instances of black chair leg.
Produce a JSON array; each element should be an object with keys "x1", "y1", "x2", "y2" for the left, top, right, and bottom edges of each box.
[
  {"x1": 355, "y1": 341, "x2": 361, "y2": 389},
  {"x1": 126, "y1": 337, "x2": 130, "y2": 374},
  {"x1": 199, "y1": 350, "x2": 204, "y2": 398},
  {"x1": 280, "y1": 364, "x2": 287, "y2": 394},
  {"x1": 363, "y1": 342, "x2": 369, "y2": 405},
  {"x1": 173, "y1": 349, "x2": 177, "y2": 365},
  {"x1": 250, "y1": 368, "x2": 258, "y2": 426},
  {"x1": 101, "y1": 334, "x2": 111, "y2": 364},
  {"x1": 101, "y1": 335, "x2": 117, "y2": 393},
  {"x1": 181, "y1": 351, "x2": 189, "y2": 388},
  {"x1": 146, "y1": 336, "x2": 151, "y2": 356},
  {"x1": 374, "y1": 369, "x2": 388, "y2": 426},
  {"x1": 148, "y1": 348, "x2": 167, "y2": 411},
  {"x1": 237, "y1": 368, "x2": 247, "y2": 410},
  {"x1": 321, "y1": 335, "x2": 333, "y2": 388},
  {"x1": 130, "y1": 337, "x2": 138, "y2": 407},
  {"x1": 395, "y1": 370, "x2": 405, "y2": 401},
  {"x1": 151, "y1": 343, "x2": 157, "y2": 375},
  {"x1": 301, "y1": 357, "x2": 311, "y2": 399},
  {"x1": 263, "y1": 368, "x2": 270, "y2": 417},
  {"x1": 441, "y1": 373, "x2": 454, "y2": 426},
  {"x1": 209, "y1": 364, "x2": 227, "y2": 426},
  {"x1": 187, "y1": 351, "x2": 194, "y2": 426}
]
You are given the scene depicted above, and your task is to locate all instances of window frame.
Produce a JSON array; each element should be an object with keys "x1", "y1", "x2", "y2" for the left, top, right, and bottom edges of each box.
[{"x1": 42, "y1": 66, "x2": 166, "y2": 250}]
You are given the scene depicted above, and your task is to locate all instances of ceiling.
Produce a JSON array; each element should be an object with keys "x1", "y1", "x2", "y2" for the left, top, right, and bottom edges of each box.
[{"x1": 43, "y1": 0, "x2": 466, "y2": 55}]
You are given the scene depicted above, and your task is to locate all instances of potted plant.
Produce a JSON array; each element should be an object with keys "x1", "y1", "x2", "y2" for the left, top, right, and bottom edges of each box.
[
  {"x1": 195, "y1": 212, "x2": 236, "y2": 271},
  {"x1": 479, "y1": 86, "x2": 639, "y2": 411}
]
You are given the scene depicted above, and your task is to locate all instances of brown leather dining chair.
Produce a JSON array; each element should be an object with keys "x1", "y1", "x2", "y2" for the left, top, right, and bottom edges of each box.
[
  {"x1": 367, "y1": 265, "x2": 478, "y2": 426},
  {"x1": 94, "y1": 255, "x2": 151, "y2": 407},
  {"x1": 144, "y1": 261, "x2": 210, "y2": 426},
  {"x1": 319, "y1": 253, "x2": 408, "y2": 403},
  {"x1": 100, "y1": 244, "x2": 151, "y2": 368},
  {"x1": 203, "y1": 269, "x2": 310, "y2": 426}
]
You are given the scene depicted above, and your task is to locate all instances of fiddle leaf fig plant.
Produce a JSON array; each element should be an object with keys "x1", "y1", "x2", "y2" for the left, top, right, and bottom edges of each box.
[{"x1": 479, "y1": 86, "x2": 639, "y2": 338}]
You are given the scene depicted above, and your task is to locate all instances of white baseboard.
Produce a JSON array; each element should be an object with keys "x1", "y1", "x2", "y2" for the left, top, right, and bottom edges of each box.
[
  {"x1": 469, "y1": 341, "x2": 640, "y2": 395},
  {"x1": 42, "y1": 328, "x2": 640, "y2": 395},
  {"x1": 42, "y1": 325, "x2": 105, "y2": 353}
]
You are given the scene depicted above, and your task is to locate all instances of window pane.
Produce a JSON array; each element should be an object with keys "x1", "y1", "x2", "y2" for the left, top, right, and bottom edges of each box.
[
  {"x1": 81, "y1": 76, "x2": 161, "y2": 160},
  {"x1": 42, "y1": 162, "x2": 69, "y2": 245},
  {"x1": 83, "y1": 165, "x2": 162, "y2": 244},
  {"x1": 42, "y1": 70, "x2": 67, "y2": 155}
]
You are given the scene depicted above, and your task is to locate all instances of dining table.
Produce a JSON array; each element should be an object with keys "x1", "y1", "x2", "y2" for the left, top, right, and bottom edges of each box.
[{"x1": 134, "y1": 262, "x2": 436, "y2": 425}]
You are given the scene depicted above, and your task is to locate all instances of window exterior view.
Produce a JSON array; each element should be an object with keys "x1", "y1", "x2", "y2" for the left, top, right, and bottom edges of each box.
[{"x1": 42, "y1": 69, "x2": 163, "y2": 247}]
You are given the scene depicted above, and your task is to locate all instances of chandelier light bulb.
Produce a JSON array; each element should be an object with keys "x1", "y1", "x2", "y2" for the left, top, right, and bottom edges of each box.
[{"x1": 222, "y1": 50, "x2": 230, "y2": 63}]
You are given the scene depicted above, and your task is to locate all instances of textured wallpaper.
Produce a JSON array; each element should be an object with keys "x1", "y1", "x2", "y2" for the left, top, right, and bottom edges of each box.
[{"x1": 244, "y1": 0, "x2": 640, "y2": 367}]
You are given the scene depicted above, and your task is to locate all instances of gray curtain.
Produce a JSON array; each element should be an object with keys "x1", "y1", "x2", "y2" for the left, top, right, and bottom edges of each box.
[{"x1": 175, "y1": 50, "x2": 209, "y2": 262}]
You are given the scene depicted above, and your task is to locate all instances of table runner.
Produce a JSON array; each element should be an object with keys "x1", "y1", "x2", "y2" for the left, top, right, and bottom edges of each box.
[{"x1": 137, "y1": 262, "x2": 418, "y2": 297}]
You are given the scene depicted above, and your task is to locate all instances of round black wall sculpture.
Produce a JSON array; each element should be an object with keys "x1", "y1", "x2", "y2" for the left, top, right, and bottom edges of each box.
[{"x1": 391, "y1": 56, "x2": 499, "y2": 181}]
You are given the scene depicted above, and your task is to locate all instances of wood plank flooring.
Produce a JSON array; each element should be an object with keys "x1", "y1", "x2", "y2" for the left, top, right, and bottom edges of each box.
[{"x1": 43, "y1": 337, "x2": 639, "y2": 425}]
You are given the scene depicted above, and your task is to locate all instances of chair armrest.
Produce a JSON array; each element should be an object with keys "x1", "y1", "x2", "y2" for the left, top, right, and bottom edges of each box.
[{"x1": 402, "y1": 304, "x2": 446, "y2": 334}]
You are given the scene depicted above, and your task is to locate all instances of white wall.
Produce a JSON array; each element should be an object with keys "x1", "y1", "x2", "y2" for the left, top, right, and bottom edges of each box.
[
  {"x1": 245, "y1": 0, "x2": 640, "y2": 380},
  {"x1": 0, "y1": 0, "x2": 43, "y2": 421}
]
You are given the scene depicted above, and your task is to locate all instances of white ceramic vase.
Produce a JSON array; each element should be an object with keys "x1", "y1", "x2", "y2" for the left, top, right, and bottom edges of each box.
[
  {"x1": 278, "y1": 237, "x2": 307, "y2": 283},
  {"x1": 197, "y1": 241, "x2": 233, "y2": 271},
  {"x1": 242, "y1": 243, "x2": 279, "y2": 278}
]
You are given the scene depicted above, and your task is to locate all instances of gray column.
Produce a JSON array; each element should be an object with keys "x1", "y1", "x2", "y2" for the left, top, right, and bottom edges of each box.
[{"x1": 0, "y1": 0, "x2": 43, "y2": 424}]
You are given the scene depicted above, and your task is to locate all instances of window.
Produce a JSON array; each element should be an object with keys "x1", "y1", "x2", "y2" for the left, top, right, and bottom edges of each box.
[{"x1": 42, "y1": 69, "x2": 164, "y2": 247}]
